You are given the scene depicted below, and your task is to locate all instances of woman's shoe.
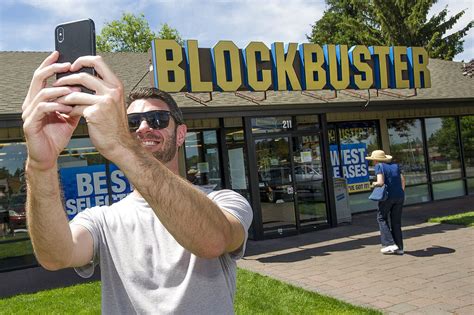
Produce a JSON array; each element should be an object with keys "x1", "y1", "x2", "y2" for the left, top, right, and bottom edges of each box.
[{"x1": 380, "y1": 245, "x2": 399, "y2": 254}]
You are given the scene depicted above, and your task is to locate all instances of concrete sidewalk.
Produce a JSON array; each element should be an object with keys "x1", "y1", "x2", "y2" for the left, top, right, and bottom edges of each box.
[{"x1": 238, "y1": 195, "x2": 474, "y2": 314}]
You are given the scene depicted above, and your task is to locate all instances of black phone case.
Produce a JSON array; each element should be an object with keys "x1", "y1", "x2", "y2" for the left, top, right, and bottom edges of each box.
[{"x1": 55, "y1": 19, "x2": 96, "y2": 92}]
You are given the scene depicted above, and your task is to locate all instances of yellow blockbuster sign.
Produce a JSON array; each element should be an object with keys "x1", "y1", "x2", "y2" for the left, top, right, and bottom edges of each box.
[{"x1": 150, "y1": 39, "x2": 431, "y2": 93}]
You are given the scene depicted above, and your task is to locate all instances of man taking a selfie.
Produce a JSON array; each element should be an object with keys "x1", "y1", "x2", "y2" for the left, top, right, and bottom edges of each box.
[{"x1": 22, "y1": 51, "x2": 253, "y2": 314}]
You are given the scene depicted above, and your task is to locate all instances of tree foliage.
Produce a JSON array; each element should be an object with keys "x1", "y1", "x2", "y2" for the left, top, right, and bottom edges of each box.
[
  {"x1": 158, "y1": 23, "x2": 184, "y2": 46},
  {"x1": 308, "y1": 0, "x2": 473, "y2": 60},
  {"x1": 308, "y1": 0, "x2": 383, "y2": 47},
  {"x1": 460, "y1": 116, "x2": 474, "y2": 166},
  {"x1": 429, "y1": 118, "x2": 459, "y2": 162},
  {"x1": 97, "y1": 13, "x2": 184, "y2": 52}
]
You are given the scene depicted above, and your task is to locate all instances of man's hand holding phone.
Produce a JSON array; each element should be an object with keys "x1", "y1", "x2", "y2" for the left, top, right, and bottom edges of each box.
[
  {"x1": 53, "y1": 55, "x2": 131, "y2": 163},
  {"x1": 55, "y1": 19, "x2": 96, "y2": 94},
  {"x1": 22, "y1": 51, "x2": 81, "y2": 171},
  {"x1": 22, "y1": 18, "x2": 98, "y2": 171}
]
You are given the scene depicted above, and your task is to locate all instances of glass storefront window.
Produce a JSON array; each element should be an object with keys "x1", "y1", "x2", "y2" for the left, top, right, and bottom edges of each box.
[
  {"x1": 255, "y1": 136, "x2": 296, "y2": 234},
  {"x1": 225, "y1": 128, "x2": 249, "y2": 200},
  {"x1": 432, "y1": 180, "x2": 465, "y2": 200},
  {"x1": 0, "y1": 142, "x2": 31, "y2": 271},
  {"x1": 58, "y1": 138, "x2": 132, "y2": 220},
  {"x1": 292, "y1": 135, "x2": 328, "y2": 226},
  {"x1": 467, "y1": 178, "x2": 474, "y2": 196},
  {"x1": 388, "y1": 119, "x2": 427, "y2": 184},
  {"x1": 225, "y1": 126, "x2": 254, "y2": 238},
  {"x1": 328, "y1": 121, "x2": 380, "y2": 213},
  {"x1": 251, "y1": 116, "x2": 293, "y2": 134},
  {"x1": 425, "y1": 117, "x2": 464, "y2": 200},
  {"x1": 0, "y1": 137, "x2": 135, "y2": 272},
  {"x1": 388, "y1": 119, "x2": 430, "y2": 204},
  {"x1": 461, "y1": 116, "x2": 473, "y2": 195},
  {"x1": 404, "y1": 184, "x2": 431, "y2": 204},
  {"x1": 184, "y1": 130, "x2": 222, "y2": 190},
  {"x1": 59, "y1": 137, "x2": 106, "y2": 167}
]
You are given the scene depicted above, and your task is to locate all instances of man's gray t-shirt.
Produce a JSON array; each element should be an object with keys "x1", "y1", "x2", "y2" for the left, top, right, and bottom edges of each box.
[{"x1": 70, "y1": 189, "x2": 253, "y2": 315}]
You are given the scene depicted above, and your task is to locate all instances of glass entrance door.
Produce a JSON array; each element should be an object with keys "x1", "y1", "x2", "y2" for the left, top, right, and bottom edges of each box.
[
  {"x1": 255, "y1": 136, "x2": 296, "y2": 235},
  {"x1": 292, "y1": 135, "x2": 328, "y2": 227}
]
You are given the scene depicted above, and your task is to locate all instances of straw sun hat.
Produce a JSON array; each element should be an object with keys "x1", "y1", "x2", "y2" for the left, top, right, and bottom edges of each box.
[{"x1": 366, "y1": 150, "x2": 392, "y2": 162}]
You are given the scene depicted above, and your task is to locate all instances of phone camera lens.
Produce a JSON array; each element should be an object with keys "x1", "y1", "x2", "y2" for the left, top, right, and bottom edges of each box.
[{"x1": 57, "y1": 27, "x2": 64, "y2": 43}]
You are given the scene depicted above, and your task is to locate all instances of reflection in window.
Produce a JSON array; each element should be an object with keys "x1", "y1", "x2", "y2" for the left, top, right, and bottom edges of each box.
[
  {"x1": 0, "y1": 143, "x2": 27, "y2": 236},
  {"x1": 461, "y1": 116, "x2": 474, "y2": 195},
  {"x1": 425, "y1": 118, "x2": 462, "y2": 181},
  {"x1": 425, "y1": 117, "x2": 464, "y2": 200},
  {"x1": 461, "y1": 116, "x2": 474, "y2": 178},
  {"x1": 0, "y1": 142, "x2": 32, "y2": 271},
  {"x1": 225, "y1": 128, "x2": 249, "y2": 199},
  {"x1": 251, "y1": 116, "x2": 293, "y2": 134},
  {"x1": 388, "y1": 119, "x2": 428, "y2": 184},
  {"x1": 292, "y1": 135, "x2": 328, "y2": 226},
  {"x1": 328, "y1": 121, "x2": 380, "y2": 213},
  {"x1": 59, "y1": 137, "x2": 106, "y2": 167},
  {"x1": 388, "y1": 119, "x2": 430, "y2": 204},
  {"x1": 184, "y1": 131, "x2": 222, "y2": 190}
]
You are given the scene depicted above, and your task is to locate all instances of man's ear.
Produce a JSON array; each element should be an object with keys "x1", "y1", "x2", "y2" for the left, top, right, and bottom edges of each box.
[{"x1": 176, "y1": 124, "x2": 187, "y2": 147}]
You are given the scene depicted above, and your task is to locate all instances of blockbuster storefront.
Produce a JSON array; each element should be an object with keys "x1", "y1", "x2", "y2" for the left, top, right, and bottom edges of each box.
[{"x1": 0, "y1": 41, "x2": 473, "y2": 293}]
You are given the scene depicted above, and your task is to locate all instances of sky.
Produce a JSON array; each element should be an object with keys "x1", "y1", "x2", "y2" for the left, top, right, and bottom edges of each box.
[{"x1": 0, "y1": 0, "x2": 473, "y2": 61}]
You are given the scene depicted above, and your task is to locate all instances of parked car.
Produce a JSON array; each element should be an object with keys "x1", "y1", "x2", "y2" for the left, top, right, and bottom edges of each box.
[
  {"x1": 8, "y1": 194, "x2": 27, "y2": 230},
  {"x1": 259, "y1": 167, "x2": 292, "y2": 203},
  {"x1": 259, "y1": 165, "x2": 325, "y2": 203},
  {"x1": 294, "y1": 165, "x2": 325, "y2": 202},
  {"x1": 9, "y1": 210, "x2": 26, "y2": 230}
]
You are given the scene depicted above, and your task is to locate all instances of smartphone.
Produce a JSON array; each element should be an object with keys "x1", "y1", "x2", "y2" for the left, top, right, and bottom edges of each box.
[{"x1": 55, "y1": 19, "x2": 96, "y2": 93}]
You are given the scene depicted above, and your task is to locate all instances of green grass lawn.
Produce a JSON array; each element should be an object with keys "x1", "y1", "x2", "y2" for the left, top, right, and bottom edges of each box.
[
  {"x1": 0, "y1": 268, "x2": 380, "y2": 314},
  {"x1": 428, "y1": 211, "x2": 474, "y2": 227},
  {"x1": 0, "y1": 235, "x2": 33, "y2": 260}
]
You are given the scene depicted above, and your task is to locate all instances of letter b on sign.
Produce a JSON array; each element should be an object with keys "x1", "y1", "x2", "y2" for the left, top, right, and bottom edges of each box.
[{"x1": 77, "y1": 173, "x2": 93, "y2": 196}]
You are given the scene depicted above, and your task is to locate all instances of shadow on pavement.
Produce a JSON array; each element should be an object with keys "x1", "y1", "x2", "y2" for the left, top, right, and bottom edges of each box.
[
  {"x1": 248, "y1": 222, "x2": 461, "y2": 263},
  {"x1": 244, "y1": 195, "x2": 473, "y2": 262},
  {"x1": 405, "y1": 245, "x2": 455, "y2": 257}
]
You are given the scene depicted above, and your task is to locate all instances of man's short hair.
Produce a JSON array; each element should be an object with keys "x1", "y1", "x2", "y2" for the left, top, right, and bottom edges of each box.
[{"x1": 127, "y1": 87, "x2": 184, "y2": 125}]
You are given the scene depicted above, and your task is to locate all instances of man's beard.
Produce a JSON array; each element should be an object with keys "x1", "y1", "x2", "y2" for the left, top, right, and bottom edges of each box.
[{"x1": 152, "y1": 130, "x2": 178, "y2": 163}]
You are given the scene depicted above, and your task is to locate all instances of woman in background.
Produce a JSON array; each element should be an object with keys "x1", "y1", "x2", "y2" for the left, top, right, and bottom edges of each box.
[{"x1": 367, "y1": 150, "x2": 406, "y2": 255}]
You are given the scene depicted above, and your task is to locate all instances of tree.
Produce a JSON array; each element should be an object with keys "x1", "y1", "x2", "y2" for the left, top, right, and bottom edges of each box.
[
  {"x1": 97, "y1": 13, "x2": 156, "y2": 52},
  {"x1": 97, "y1": 13, "x2": 184, "y2": 52},
  {"x1": 308, "y1": 0, "x2": 383, "y2": 47},
  {"x1": 429, "y1": 117, "x2": 459, "y2": 163},
  {"x1": 308, "y1": 0, "x2": 473, "y2": 60},
  {"x1": 158, "y1": 23, "x2": 184, "y2": 46},
  {"x1": 373, "y1": 0, "x2": 473, "y2": 60}
]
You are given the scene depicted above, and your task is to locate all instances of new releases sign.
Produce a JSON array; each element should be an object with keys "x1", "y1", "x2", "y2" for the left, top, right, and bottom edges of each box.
[
  {"x1": 151, "y1": 39, "x2": 431, "y2": 93},
  {"x1": 330, "y1": 143, "x2": 370, "y2": 193},
  {"x1": 59, "y1": 164, "x2": 133, "y2": 219}
]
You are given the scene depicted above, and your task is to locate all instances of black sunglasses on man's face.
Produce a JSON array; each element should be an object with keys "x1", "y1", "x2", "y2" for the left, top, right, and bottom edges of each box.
[{"x1": 127, "y1": 110, "x2": 172, "y2": 131}]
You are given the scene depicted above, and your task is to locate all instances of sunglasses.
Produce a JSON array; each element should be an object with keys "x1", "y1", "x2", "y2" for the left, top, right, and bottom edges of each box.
[{"x1": 127, "y1": 110, "x2": 172, "y2": 131}]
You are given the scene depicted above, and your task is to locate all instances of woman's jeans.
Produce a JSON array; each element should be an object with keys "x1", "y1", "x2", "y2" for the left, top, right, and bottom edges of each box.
[{"x1": 377, "y1": 198, "x2": 404, "y2": 249}]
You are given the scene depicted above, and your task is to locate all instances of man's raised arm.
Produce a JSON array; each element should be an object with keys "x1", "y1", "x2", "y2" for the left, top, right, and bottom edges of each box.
[
  {"x1": 22, "y1": 52, "x2": 93, "y2": 270},
  {"x1": 53, "y1": 56, "x2": 251, "y2": 259}
]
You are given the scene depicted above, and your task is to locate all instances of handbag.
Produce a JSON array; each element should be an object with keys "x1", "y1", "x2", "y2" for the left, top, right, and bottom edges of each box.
[
  {"x1": 368, "y1": 163, "x2": 388, "y2": 201},
  {"x1": 369, "y1": 184, "x2": 388, "y2": 201}
]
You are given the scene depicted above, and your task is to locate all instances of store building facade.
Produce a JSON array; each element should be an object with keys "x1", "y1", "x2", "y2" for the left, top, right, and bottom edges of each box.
[{"x1": 0, "y1": 51, "x2": 472, "y2": 294}]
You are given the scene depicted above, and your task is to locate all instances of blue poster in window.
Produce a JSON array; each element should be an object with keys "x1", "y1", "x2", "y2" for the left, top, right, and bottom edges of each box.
[
  {"x1": 330, "y1": 143, "x2": 370, "y2": 193},
  {"x1": 59, "y1": 164, "x2": 133, "y2": 219}
]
